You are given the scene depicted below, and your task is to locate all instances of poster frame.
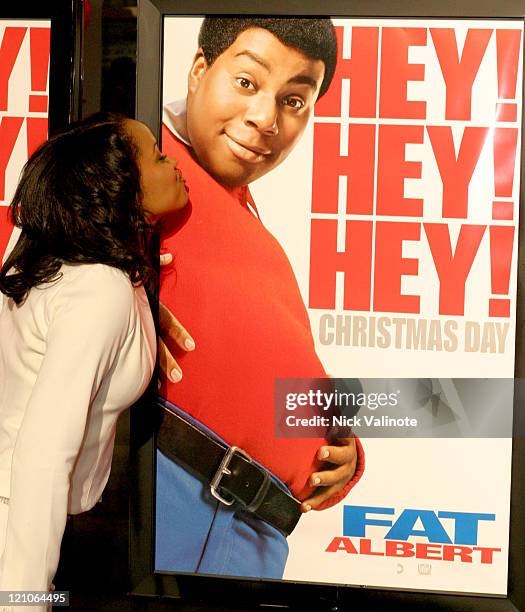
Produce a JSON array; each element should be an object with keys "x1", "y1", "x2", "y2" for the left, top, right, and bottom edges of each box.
[
  {"x1": 0, "y1": 0, "x2": 83, "y2": 135},
  {"x1": 132, "y1": 2, "x2": 525, "y2": 610}
]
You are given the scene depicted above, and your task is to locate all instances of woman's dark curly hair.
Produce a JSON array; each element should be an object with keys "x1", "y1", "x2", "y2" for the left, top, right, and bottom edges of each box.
[{"x1": 0, "y1": 113, "x2": 156, "y2": 305}]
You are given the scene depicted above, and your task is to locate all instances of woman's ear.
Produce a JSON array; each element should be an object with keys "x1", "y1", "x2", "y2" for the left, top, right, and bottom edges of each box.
[{"x1": 188, "y1": 49, "x2": 208, "y2": 94}]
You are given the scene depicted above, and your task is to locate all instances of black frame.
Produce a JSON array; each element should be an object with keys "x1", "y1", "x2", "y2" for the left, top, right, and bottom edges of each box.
[
  {"x1": 132, "y1": 2, "x2": 525, "y2": 610},
  {"x1": 0, "y1": 0, "x2": 82, "y2": 135}
]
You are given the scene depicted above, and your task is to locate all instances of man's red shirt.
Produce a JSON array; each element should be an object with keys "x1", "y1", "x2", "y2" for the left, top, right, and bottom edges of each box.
[{"x1": 159, "y1": 125, "x2": 364, "y2": 506}]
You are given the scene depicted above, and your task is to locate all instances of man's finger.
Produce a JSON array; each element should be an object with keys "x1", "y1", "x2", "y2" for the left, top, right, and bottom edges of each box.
[
  {"x1": 158, "y1": 338, "x2": 183, "y2": 383},
  {"x1": 317, "y1": 437, "x2": 356, "y2": 465},
  {"x1": 160, "y1": 252, "x2": 173, "y2": 266},
  {"x1": 301, "y1": 485, "x2": 341, "y2": 511},
  {"x1": 159, "y1": 302, "x2": 195, "y2": 351},
  {"x1": 309, "y1": 460, "x2": 357, "y2": 488}
]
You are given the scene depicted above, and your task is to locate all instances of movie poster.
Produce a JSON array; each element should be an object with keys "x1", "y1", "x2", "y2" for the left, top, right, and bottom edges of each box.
[
  {"x1": 159, "y1": 17, "x2": 521, "y2": 595},
  {"x1": 0, "y1": 20, "x2": 50, "y2": 265}
]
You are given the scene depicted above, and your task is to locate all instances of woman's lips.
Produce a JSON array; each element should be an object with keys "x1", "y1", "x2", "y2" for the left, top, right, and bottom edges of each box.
[
  {"x1": 174, "y1": 167, "x2": 189, "y2": 193},
  {"x1": 224, "y1": 133, "x2": 271, "y2": 163}
]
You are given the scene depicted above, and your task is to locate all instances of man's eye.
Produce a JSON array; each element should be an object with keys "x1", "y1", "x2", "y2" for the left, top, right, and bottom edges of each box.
[
  {"x1": 159, "y1": 154, "x2": 167, "y2": 162},
  {"x1": 282, "y1": 96, "x2": 305, "y2": 110},
  {"x1": 237, "y1": 77, "x2": 255, "y2": 90}
]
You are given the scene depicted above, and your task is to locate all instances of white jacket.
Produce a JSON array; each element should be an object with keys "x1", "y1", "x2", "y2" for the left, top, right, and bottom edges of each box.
[{"x1": 0, "y1": 263, "x2": 155, "y2": 598}]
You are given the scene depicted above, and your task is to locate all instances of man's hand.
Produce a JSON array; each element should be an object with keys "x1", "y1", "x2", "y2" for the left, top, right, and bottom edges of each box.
[
  {"x1": 159, "y1": 253, "x2": 195, "y2": 383},
  {"x1": 301, "y1": 436, "x2": 357, "y2": 512}
]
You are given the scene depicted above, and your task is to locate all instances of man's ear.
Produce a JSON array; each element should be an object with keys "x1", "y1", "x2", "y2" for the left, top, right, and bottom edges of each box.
[{"x1": 188, "y1": 49, "x2": 208, "y2": 94}]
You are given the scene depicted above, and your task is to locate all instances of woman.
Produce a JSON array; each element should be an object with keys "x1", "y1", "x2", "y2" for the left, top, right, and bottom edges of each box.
[{"x1": 0, "y1": 114, "x2": 188, "y2": 595}]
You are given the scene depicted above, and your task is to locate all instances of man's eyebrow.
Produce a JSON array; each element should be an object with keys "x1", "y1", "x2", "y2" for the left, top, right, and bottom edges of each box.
[
  {"x1": 234, "y1": 50, "x2": 319, "y2": 92},
  {"x1": 234, "y1": 50, "x2": 271, "y2": 72},
  {"x1": 287, "y1": 74, "x2": 319, "y2": 91}
]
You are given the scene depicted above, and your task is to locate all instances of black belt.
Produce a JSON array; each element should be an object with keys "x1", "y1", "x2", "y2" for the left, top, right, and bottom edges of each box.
[{"x1": 157, "y1": 404, "x2": 302, "y2": 536}]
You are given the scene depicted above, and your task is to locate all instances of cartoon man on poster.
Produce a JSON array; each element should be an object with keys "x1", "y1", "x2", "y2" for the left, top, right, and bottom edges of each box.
[{"x1": 155, "y1": 17, "x2": 364, "y2": 579}]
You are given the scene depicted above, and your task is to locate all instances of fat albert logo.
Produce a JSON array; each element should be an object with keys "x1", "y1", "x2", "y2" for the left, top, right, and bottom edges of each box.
[{"x1": 325, "y1": 506, "x2": 501, "y2": 564}]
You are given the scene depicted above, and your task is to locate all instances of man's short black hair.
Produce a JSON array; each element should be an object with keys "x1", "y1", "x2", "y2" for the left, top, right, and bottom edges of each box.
[{"x1": 198, "y1": 17, "x2": 337, "y2": 98}]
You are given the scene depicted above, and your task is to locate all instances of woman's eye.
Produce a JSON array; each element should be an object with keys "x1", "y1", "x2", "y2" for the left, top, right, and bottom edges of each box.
[
  {"x1": 159, "y1": 154, "x2": 167, "y2": 162},
  {"x1": 282, "y1": 96, "x2": 305, "y2": 110},
  {"x1": 237, "y1": 77, "x2": 255, "y2": 90}
]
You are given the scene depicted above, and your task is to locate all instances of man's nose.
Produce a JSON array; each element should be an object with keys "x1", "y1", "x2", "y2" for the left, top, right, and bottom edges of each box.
[{"x1": 243, "y1": 94, "x2": 279, "y2": 135}]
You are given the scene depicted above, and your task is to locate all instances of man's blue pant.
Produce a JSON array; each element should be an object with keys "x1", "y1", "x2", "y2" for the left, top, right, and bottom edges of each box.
[{"x1": 155, "y1": 401, "x2": 289, "y2": 579}]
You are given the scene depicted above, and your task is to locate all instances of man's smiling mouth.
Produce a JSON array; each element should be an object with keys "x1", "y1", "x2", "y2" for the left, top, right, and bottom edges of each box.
[{"x1": 224, "y1": 133, "x2": 271, "y2": 163}]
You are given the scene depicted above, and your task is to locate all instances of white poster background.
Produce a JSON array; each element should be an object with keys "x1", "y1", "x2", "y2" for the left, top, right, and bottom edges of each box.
[{"x1": 162, "y1": 17, "x2": 520, "y2": 595}]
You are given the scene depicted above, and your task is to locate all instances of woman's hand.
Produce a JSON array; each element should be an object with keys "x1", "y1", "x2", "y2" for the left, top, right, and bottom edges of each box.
[
  {"x1": 159, "y1": 253, "x2": 195, "y2": 383},
  {"x1": 301, "y1": 436, "x2": 358, "y2": 512}
]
